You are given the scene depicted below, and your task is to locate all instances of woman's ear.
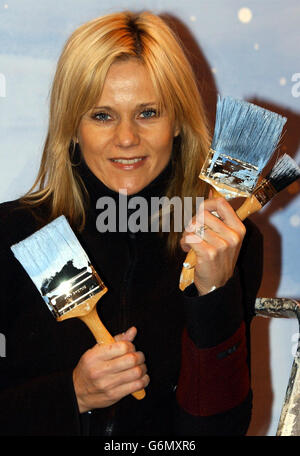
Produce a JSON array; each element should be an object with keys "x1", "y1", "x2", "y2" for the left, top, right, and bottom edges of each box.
[{"x1": 174, "y1": 122, "x2": 180, "y2": 138}]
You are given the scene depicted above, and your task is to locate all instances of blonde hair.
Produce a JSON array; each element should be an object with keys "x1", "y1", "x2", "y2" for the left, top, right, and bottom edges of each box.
[{"x1": 21, "y1": 11, "x2": 211, "y2": 253}]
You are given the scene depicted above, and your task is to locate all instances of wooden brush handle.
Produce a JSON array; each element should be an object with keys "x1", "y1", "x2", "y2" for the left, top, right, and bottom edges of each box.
[
  {"x1": 235, "y1": 194, "x2": 262, "y2": 220},
  {"x1": 79, "y1": 307, "x2": 146, "y2": 400},
  {"x1": 179, "y1": 194, "x2": 262, "y2": 291}
]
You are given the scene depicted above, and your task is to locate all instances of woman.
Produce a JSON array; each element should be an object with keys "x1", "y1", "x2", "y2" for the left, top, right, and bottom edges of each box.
[{"x1": 0, "y1": 11, "x2": 263, "y2": 436}]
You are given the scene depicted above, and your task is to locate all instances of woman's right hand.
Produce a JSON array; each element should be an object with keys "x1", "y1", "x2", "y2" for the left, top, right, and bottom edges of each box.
[{"x1": 72, "y1": 326, "x2": 149, "y2": 413}]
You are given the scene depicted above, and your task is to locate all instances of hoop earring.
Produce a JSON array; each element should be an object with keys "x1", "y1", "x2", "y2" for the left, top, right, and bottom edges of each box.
[{"x1": 69, "y1": 140, "x2": 82, "y2": 166}]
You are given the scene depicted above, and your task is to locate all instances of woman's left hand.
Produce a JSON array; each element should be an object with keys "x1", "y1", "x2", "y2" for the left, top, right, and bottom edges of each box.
[{"x1": 180, "y1": 196, "x2": 246, "y2": 296}]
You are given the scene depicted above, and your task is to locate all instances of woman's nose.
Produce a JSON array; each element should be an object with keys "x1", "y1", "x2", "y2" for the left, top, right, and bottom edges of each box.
[{"x1": 115, "y1": 119, "x2": 140, "y2": 148}]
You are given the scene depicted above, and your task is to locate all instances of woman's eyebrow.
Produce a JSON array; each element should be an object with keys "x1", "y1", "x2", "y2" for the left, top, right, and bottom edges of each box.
[
  {"x1": 136, "y1": 102, "x2": 158, "y2": 108},
  {"x1": 91, "y1": 105, "x2": 113, "y2": 111},
  {"x1": 92, "y1": 102, "x2": 158, "y2": 110}
]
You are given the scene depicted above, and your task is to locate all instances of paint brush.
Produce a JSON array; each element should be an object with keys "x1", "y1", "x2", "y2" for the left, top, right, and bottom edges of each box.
[
  {"x1": 180, "y1": 96, "x2": 286, "y2": 291},
  {"x1": 236, "y1": 153, "x2": 300, "y2": 219},
  {"x1": 200, "y1": 95, "x2": 287, "y2": 199},
  {"x1": 179, "y1": 154, "x2": 300, "y2": 291},
  {"x1": 10, "y1": 215, "x2": 145, "y2": 400}
]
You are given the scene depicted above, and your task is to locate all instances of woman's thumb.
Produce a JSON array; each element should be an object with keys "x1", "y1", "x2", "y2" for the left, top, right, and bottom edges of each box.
[{"x1": 114, "y1": 326, "x2": 137, "y2": 342}]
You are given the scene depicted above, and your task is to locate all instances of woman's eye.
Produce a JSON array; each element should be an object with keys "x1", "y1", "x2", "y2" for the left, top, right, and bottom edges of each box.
[
  {"x1": 139, "y1": 109, "x2": 158, "y2": 119},
  {"x1": 93, "y1": 112, "x2": 111, "y2": 122}
]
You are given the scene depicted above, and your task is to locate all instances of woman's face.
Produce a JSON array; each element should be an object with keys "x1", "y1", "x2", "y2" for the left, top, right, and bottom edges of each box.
[{"x1": 77, "y1": 59, "x2": 179, "y2": 195}]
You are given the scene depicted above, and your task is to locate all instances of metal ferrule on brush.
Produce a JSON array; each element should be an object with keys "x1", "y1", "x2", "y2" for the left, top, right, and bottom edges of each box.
[
  {"x1": 253, "y1": 179, "x2": 277, "y2": 207},
  {"x1": 200, "y1": 148, "x2": 259, "y2": 199},
  {"x1": 43, "y1": 265, "x2": 106, "y2": 318}
]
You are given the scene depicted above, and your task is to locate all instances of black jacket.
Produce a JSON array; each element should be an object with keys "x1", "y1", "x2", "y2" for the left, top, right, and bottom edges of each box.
[{"x1": 0, "y1": 162, "x2": 263, "y2": 436}]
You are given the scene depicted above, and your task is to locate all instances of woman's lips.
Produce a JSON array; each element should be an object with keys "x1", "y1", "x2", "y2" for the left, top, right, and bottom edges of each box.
[{"x1": 109, "y1": 156, "x2": 147, "y2": 170}]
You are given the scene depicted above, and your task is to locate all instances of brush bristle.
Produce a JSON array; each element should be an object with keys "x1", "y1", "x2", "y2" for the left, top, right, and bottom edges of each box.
[
  {"x1": 211, "y1": 96, "x2": 287, "y2": 172},
  {"x1": 10, "y1": 215, "x2": 90, "y2": 293},
  {"x1": 266, "y1": 154, "x2": 300, "y2": 192}
]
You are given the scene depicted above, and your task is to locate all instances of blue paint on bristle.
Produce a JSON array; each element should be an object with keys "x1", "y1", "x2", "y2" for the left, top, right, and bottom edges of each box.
[
  {"x1": 211, "y1": 96, "x2": 287, "y2": 173},
  {"x1": 11, "y1": 215, "x2": 89, "y2": 293}
]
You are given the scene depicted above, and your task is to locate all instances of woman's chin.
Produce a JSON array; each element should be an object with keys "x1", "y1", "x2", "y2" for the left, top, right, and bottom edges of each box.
[{"x1": 112, "y1": 182, "x2": 146, "y2": 195}]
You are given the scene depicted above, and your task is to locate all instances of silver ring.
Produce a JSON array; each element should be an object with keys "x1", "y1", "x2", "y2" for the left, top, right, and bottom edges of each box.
[{"x1": 195, "y1": 224, "x2": 208, "y2": 237}]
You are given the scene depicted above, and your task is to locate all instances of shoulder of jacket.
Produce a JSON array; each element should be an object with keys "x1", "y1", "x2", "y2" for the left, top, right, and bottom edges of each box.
[
  {"x1": 0, "y1": 199, "x2": 38, "y2": 247},
  {"x1": 0, "y1": 198, "x2": 20, "y2": 215}
]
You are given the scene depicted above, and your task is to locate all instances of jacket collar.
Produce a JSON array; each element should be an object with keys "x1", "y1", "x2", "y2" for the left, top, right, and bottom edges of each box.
[{"x1": 76, "y1": 159, "x2": 173, "y2": 237}]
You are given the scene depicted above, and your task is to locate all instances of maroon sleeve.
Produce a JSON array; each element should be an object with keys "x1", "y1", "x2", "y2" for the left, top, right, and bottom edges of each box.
[{"x1": 175, "y1": 219, "x2": 263, "y2": 431}]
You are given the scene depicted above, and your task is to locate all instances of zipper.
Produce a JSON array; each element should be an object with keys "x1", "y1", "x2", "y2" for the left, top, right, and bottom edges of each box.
[
  {"x1": 119, "y1": 231, "x2": 137, "y2": 332},
  {"x1": 80, "y1": 231, "x2": 137, "y2": 436},
  {"x1": 83, "y1": 232, "x2": 138, "y2": 436}
]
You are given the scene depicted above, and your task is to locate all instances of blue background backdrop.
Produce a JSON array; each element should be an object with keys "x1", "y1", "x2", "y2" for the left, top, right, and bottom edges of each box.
[{"x1": 0, "y1": 0, "x2": 299, "y2": 435}]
